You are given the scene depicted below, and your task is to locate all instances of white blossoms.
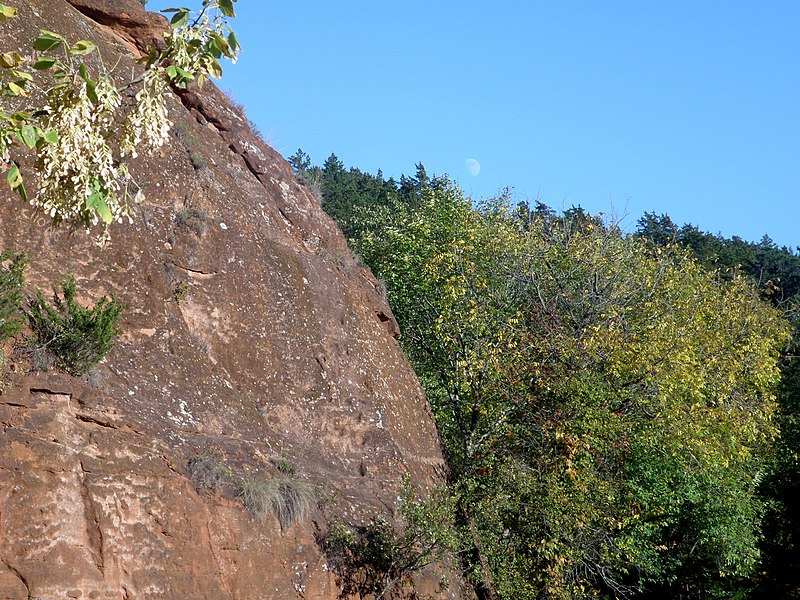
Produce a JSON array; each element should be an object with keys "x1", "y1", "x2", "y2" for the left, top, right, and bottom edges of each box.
[
  {"x1": 33, "y1": 62, "x2": 172, "y2": 238},
  {"x1": 34, "y1": 77, "x2": 132, "y2": 230},
  {"x1": 2, "y1": 1, "x2": 240, "y2": 242},
  {"x1": 120, "y1": 67, "x2": 172, "y2": 159}
]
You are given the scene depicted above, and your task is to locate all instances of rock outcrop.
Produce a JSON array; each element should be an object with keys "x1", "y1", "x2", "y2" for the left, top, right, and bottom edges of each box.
[{"x1": 0, "y1": 2, "x2": 454, "y2": 598}]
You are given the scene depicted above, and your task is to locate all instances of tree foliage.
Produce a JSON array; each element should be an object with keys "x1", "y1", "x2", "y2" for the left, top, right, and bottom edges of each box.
[
  {"x1": 288, "y1": 149, "x2": 426, "y2": 242},
  {"x1": 297, "y1": 154, "x2": 790, "y2": 598},
  {"x1": 368, "y1": 192, "x2": 786, "y2": 597},
  {"x1": 322, "y1": 478, "x2": 458, "y2": 599},
  {"x1": 636, "y1": 212, "x2": 800, "y2": 597},
  {"x1": 0, "y1": 1, "x2": 239, "y2": 240}
]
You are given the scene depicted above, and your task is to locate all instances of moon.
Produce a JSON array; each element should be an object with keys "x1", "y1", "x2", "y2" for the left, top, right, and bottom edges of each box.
[{"x1": 465, "y1": 158, "x2": 481, "y2": 176}]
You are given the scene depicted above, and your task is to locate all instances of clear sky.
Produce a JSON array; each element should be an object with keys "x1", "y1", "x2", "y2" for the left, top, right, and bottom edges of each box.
[{"x1": 148, "y1": 1, "x2": 799, "y2": 248}]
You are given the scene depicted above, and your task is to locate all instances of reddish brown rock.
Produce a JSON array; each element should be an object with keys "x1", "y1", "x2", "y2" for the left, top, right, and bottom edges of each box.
[{"x1": 0, "y1": 2, "x2": 458, "y2": 598}]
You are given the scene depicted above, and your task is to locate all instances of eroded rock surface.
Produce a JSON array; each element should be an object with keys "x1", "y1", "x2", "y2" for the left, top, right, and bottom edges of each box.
[{"x1": 0, "y1": 2, "x2": 454, "y2": 598}]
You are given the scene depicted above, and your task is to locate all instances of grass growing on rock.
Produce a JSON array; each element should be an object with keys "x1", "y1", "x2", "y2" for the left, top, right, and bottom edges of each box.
[
  {"x1": 237, "y1": 475, "x2": 315, "y2": 529},
  {"x1": 188, "y1": 450, "x2": 230, "y2": 494}
]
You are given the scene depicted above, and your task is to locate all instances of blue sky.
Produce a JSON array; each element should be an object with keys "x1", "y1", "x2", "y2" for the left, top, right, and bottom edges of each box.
[{"x1": 148, "y1": 1, "x2": 799, "y2": 248}]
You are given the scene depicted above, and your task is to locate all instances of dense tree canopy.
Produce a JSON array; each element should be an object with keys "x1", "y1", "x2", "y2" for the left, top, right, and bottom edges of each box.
[
  {"x1": 325, "y1": 170, "x2": 788, "y2": 598},
  {"x1": 291, "y1": 151, "x2": 799, "y2": 598},
  {"x1": 636, "y1": 212, "x2": 800, "y2": 598}
]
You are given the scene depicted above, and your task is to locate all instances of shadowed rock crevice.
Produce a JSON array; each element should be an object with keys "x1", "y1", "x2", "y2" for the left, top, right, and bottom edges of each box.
[
  {"x1": 78, "y1": 460, "x2": 105, "y2": 577},
  {"x1": 0, "y1": 557, "x2": 30, "y2": 597}
]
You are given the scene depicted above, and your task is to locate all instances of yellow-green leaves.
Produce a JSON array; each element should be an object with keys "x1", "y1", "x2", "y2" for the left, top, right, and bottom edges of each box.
[
  {"x1": 0, "y1": 49, "x2": 32, "y2": 97},
  {"x1": 0, "y1": 51, "x2": 22, "y2": 69},
  {"x1": 69, "y1": 40, "x2": 96, "y2": 56},
  {"x1": 33, "y1": 31, "x2": 96, "y2": 58},
  {"x1": 364, "y1": 188, "x2": 792, "y2": 597},
  {"x1": 160, "y1": 3, "x2": 240, "y2": 89},
  {"x1": 0, "y1": 4, "x2": 17, "y2": 21},
  {"x1": 6, "y1": 161, "x2": 21, "y2": 188}
]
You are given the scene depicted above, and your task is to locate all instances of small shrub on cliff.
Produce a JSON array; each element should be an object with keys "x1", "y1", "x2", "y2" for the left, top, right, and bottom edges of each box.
[
  {"x1": 238, "y1": 475, "x2": 314, "y2": 529},
  {"x1": 272, "y1": 455, "x2": 296, "y2": 475},
  {"x1": 174, "y1": 207, "x2": 208, "y2": 236},
  {"x1": 27, "y1": 275, "x2": 123, "y2": 376},
  {"x1": 321, "y1": 479, "x2": 458, "y2": 599},
  {"x1": 0, "y1": 251, "x2": 26, "y2": 345},
  {"x1": 188, "y1": 449, "x2": 230, "y2": 494}
]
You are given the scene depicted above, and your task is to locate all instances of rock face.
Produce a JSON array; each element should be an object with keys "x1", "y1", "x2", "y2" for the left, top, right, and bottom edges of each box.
[{"x1": 0, "y1": 2, "x2": 454, "y2": 598}]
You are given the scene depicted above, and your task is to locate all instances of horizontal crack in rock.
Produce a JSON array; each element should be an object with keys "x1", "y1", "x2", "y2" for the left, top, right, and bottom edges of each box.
[
  {"x1": 30, "y1": 386, "x2": 73, "y2": 396},
  {"x1": 172, "y1": 262, "x2": 218, "y2": 276}
]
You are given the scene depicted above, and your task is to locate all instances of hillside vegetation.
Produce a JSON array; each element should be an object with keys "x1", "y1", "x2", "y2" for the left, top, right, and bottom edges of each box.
[{"x1": 293, "y1": 150, "x2": 800, "y2": 599}]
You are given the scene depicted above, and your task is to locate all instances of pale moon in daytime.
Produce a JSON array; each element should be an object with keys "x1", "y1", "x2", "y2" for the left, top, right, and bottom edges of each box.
[{"x1": 465, "y1": 158, "x2": 481, "y2": 176}]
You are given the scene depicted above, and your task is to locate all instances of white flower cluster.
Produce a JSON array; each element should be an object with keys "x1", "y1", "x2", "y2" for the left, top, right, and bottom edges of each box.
[
  {"x1": 120, "y1": 67, "x2": 171, "y2": 159},
  {"x1": 34, "y1": 77, "x2": 132, "y2": 231},
  {"x1": 166, "y1": 16, "x2": 237, "y2": 76},
  {"x1": 0, "y1": 131, "x2": 12, "y2": 164},
  {"x1": 7, "y1": 4, "x2": 239, "y2": 241},
  {"x1": 166, "y1": 22, "x2": 210, "y2": 74}
]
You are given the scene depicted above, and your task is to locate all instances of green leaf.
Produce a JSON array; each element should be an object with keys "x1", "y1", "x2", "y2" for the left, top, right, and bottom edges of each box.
[
  {"x1": 218, "y1": 0, "x2": 235, "y2": 18},
  {"x1": 205, "y1": 59, "x2": 222, "y2": 80},
  {"x1": 78, "y1": 63, "x2": 93, "y2": 84},
  {"x1": 0, "y1": 51, "x2": 22, "y2": 68},
  {"x1": 76, "y1": 64, "x2": 99, "y2": 103},
  {"x1": 10, "y1": 69, "x2": 32, "y2": 81},
  {"x1": 43, "y1": 129, "x2": 58, "y2": 144},
  {"x1": 17, "y1": 125, "x2": 38, "y2": 148},
  {"x1": 15, "y1": 181, "x2": 27, "y2": 202},
  {"x1": 0, "y1": 4, "x2": 18, "y2": 20},
  {"x1": 227, "y1": 31, "x2": 240, "y2": 55},
  {"x1": 168, "y1": 8, "x2": 190, "y2": 28},
  {"x1": 86, "y1": 192, "x2": 113, "y2": 224},
  {"x1": 69, "y1": 40, "x2": 97, "y2": 56},
  {"x1": 95, "y1": 199, "x2": 113, "y2": 224},
  {"x1": 6, "y1": 162, "x2": 22, "y2": 189},
  {"x1": 212, "y1": 32, "x2": 231, "y2": 56},
  {"x1": 6, "y1": 81, "x2": 25, "y2": 96},
  {"x1": 33, "y1": 56, "x2": 58, "y2": 70},
  {"x1": 85, "y1": 80, "x2": 98, "y2": 104},
  {"x1": 33, "y1": 31, "x2": 64, "y2": 52}
]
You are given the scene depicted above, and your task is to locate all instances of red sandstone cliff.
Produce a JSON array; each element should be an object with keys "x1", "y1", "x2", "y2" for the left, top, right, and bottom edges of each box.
[{"x1": 0, "y1": 2, "x2": 456, "y2": 598}]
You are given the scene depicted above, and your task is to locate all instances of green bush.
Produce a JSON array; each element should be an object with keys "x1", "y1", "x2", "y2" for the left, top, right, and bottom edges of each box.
[
  {"x1": 28, "y1": 275, "x2": 123, "y2": 376},
  {"x1": 322, "y1": 479, "x2": 457, "y2": 599},
  {"x1": 0, "y1": 251, "x2": 26, "y2": 345},
  {"x1": 272, "y1": 455, "x2": 296, "y2": 475},
  {"x1": 237, "y1": 475, "x2": 314, "y2": 529}
]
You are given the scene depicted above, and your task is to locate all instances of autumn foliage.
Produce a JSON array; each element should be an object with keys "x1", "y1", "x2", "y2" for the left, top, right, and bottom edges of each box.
[{"x1": 349, "y1": 177, "x2": 789, "y2": 598}]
